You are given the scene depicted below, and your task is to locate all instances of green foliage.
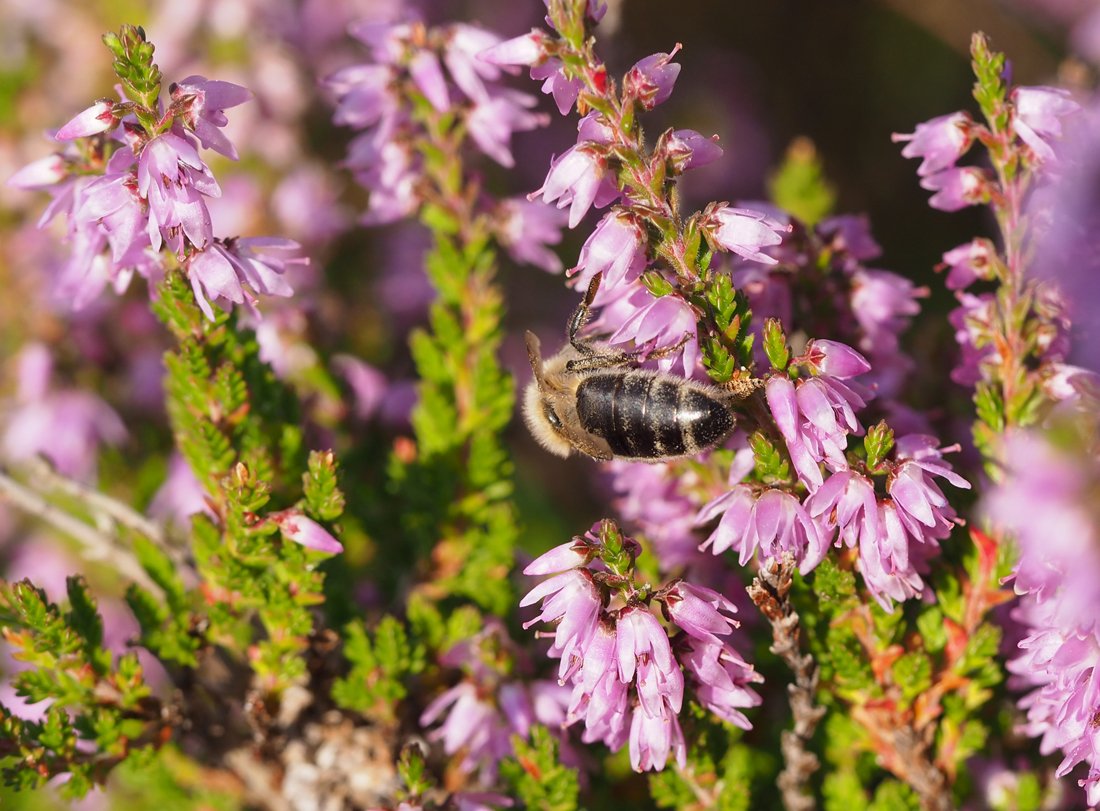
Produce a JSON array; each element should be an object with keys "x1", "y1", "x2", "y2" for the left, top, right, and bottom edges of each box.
[
  {"x1": 869, "y1": 780, "x2": 921, "y2": 810},
  {"x1": 0, "y1": 580, "x2": 158, "y2": 796},
  {"x1": 331, "y1": 616, "x2": 426, "y2": 718},
  {"x1": 748, "y1": 430, "x2": 791, "y2": 483},
  {"x1": 863, "y1": 421, "x2": 895, "y2": 471},
  {"x1": 970, "y1": 32, "x2": 1007, "y2": 133},
  {"x1": 500, "y1": 727, "x2": 580, "y2": 811},
  {"x1": 762, "y1": 318, "x2": 790, "y2": 372},
  {"x1": 891, "y1": 651, "x2": 933, "y2": 705},
  {"x1": 699, "y1": 273, "x2": 755, "y2": 383},
  {"x1": 102, "y1": 24, "x2": 162, "y2": 113},
  {"x1": 768, "y1": 138, "x2": 837, "y2": 226}
]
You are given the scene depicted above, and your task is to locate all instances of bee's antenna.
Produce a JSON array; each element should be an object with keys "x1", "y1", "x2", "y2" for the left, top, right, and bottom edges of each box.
[{"x1": 524, "y1": 330, "x2": 545, "y2": 389}]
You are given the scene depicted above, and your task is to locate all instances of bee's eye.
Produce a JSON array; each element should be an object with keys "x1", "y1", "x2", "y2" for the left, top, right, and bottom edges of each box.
[{"x1": 545, "y1": 406, "x2": 562, "y2": 429}]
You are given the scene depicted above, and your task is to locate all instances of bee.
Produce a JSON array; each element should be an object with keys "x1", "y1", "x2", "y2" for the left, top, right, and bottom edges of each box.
[{"x1": 523, "y1": 273, "x2": 739, "y2": 462}]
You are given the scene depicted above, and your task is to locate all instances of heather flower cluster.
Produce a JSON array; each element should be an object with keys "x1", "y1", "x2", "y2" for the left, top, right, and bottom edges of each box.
[
  {"x1": 324, "y1": 16, "x2": 567, "y2": 271},
  {"x1": 8, "y1": 33, "x2": 305, "y2": 320},
  {"x1": 695, "y1": 338, "x2": 969, "y2": 609},
  {"x1": 419, "y1": 622, "x2": 571, "y2": 781},
  {"x1": 484, "y1": 5, "x2": 788, "y2": 376},
  {"x1": 987, "y1": 432, "x2": 1100, "y2": 806},
  {"x1": 520, "y1": 521, "x2": 761, "y2": 772}
]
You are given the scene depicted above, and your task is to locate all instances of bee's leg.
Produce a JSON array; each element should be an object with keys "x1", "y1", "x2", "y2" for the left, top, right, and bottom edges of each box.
[
  {"x1": 567, "y1": 332, "x2": 692, "y2": 372},
  {"x1": 568, "y1": 272, "x2": 604, "y2": 356}
]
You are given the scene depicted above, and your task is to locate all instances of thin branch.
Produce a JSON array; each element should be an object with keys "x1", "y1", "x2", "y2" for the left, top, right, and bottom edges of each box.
[
  {"x1": 0, "y1": 464, "x2": 160, "y2": 595},
  {"x1": 20, "y1": 456, "x2": 193, "y2": 571},
  {"x1": 749, "y1": 555, "x2": 825, "y2": 811}
]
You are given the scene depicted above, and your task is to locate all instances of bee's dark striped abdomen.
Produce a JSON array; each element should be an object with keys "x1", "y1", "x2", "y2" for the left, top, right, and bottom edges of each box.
[{"x1": 575, "y1": 372, "x2": 734, "y2": 459}]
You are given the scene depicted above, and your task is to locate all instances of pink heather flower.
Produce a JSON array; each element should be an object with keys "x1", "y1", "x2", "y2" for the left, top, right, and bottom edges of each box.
[
  {"x1": 707, "y1": 205, "x2": 788, "y2": 264},
  {"x1": 988, "y1": 433, "x2": 1100, "y2": 807},
  {"x1": 628, "y1": 700, "x2": 686, "y2": 772},
  {"x1": 818, "y1": 214, "x2": 882, "y2": 263},
  {"x1": 136, "y1": 131, "x2": 219, "y2": 253},
  {"x1": 523, "y1": 538, "x2": 592, "y2": 576},
  {"x1": 531, "y1": 144, "x2": 610, "y2": 228},
  {"x1": 617, "y1": 606, "x2": 683, "y2": 717},
  {"x1": 55, "y1": 100, "x2": 117, "y2": 140},
  {"x1": 805, "y1": 469, "x2": 879, "y2": 551},
  {"x1": 172, "y1": 75, "x2": 251, "y2": 160},
  {"x1": 939, "y1": 238, "x2": 995, "y2": 291},
  {"x1": 1011, "y1": 86, "x2": 1080, "y2": 163},
  {"x1": 326, "y1": 64, "x2": 395, "y2": 129},
  {"x1": 887, "y1": 435, "x2": 969, "y2": 545},
  {"x1": 2, "y1": 344, "x2": 126, "y2": 482},
  {"x1": 467, "y1": 90, "x2": 548, "y2": 167},
  {"x1": 850, "y1": 269, "x2": 925, "y2": 356},
  {"x1": 662, "y1": 581, "x2": 739, "y2": 643},
  {"x1": 565, "y1": 619, "x2": 627, "y2": 736},
  {"x1": 860, "y1": 501, "x2": 928, "y2": 609},
  {"x1": 409, "y1": 50, "x2": 450, "y2": 112},
  {"x1": 766, "y1": 376, "x2": 824, "y2": 489},
  {"x1": 272, "y1": 511, "x2": 343, "y2": 553},
  {"x1": 985, "y1": 432, "x2": 1094, "y2": 605},
  {"x1": 919, "y1": 166, "x2": 988, "y2": 211},
  {"x1": 478, "y1": 30, "x2": 548, "y2": 69},
  {"x1": 520, "y1": 569, "x2": 602, "y2": 676},
  {"x1": 420, "y1": 682, "x2": 507, "y2": 775},
  {"x1": 949, "y1": 291, "x2": 996, "y2": 387},
  {"x1": 76, "y1": 152, "x2": 152, "y2": 269},
  {"x1": 444, "y1": 24, "x2": 505, "y2": 102},
  {"x1": 495, "y1": 199, "x2": 566, "y2": 273},
  {"x1": 663, "y1": 129, "x2": 723, "y2": 173},
  {"x1": 186, "y1": 237, "x2": 302, "y2": 320},
  {"x1": 347, "y1": 135, "x2": 419, "y2": 225},
  {"x1": 677, "y1": 637, "x2": 762, "y2": 729},
  {"x1": 766, "y1": 358, "x2": 871, "y2": 490},
  {"x1": 607, "y1": 290, "x2": 699, "y2": 377},
  {"x1": 623, "y1": 49, "x2": 681, "y2": 110},
  {"x1": 696, "y1": 485, "x2": 829, "y2": 574},
  {"x1": 802, "y1": 339, "x2": 872, "y2": 379},
  {"x1": 332, "y1": 355, "x2": 389, "y2": 422},
  {"x1": 7, "y1": 154, "x2": 67, "y2": 189},
  {"x1": 567, "y1": 209, "x2": 647, "y2": 291},
  {"x1": 531, "y1": 58, "x2": 584, "y2": 116},
  {"x1": 892, "y1": 111, "x2": 973, "y2": 176}
]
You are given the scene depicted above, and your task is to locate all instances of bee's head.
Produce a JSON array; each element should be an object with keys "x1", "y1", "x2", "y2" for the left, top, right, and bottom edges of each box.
[{"x1": 523, "y1": 330, "x2": 575, "y2": 458}]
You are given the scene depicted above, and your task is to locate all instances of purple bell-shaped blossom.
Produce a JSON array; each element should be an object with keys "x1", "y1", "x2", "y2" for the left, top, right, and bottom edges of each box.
[
  {"x1": 892, "y1": 111, "x2": 973, "y2": 176},
  {"x1": 662, "y1": 581, "x2": 739, "y2": 643},
  {"x1": 271, "y1": 510, "x2": 343, "y2": 554},
  {"x1": 55, "y1": 100, "x2": 117, "y2": 141},
  {"x1": 609, "y1": 292, "x2": 700, "y2": 377},
  {"x1": 136, "y1": 131, "x2": 219, "y2": 253},
  {"x1": 623, "y1": 48, "x2": 681, "y2": 111},
  {"x1": 662, "y1": 129, "x2": 723, "y2": 174},
  {"x1": 172, "y1": 75, "x2": 251, "y2": 160},
  {"x1": 1011, "y1": 86, "x2": 1080, "y2": 163},
  {"x1": 467, "y1": 90, "x2": 548, "y2": 167},
  {"x1": 706, "y1": 205, "x2": 789, "y2": 264},
  {"x1": 531, "y1": 143, "x2": 611, "y2": 228},
  {"x1": 696, "y1": 484, "x2": 828, "y2": 574},
  {"x1": 568, "y1": 209, "x2": 647, "y2": 291},
  {"x1": 520, "y1": 568, "x2": 602, "y2": 677},
  {"x1": 939, "y1": 238, "x2": 995, "y2": 291},
  {"x1": 617, "y1": 606, "x2": 683, "y2": 717},
  {"x1": 495, "y1": 199, "x2": 566, "y2": 273},
  {"x1": 677, "y1": 637, "x2": 762, "y2": 729},
  {"x1": 919, "y1": 166, "x2": 988, "y2": 212}
]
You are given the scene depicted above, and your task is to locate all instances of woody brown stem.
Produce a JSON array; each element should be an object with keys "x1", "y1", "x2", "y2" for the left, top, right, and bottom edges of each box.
[{"x1": 748, "y1": 555, "x2": 825, "y2": 811}]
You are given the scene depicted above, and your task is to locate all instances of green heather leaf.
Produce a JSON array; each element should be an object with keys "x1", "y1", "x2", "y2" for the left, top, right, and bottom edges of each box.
[
  {"x1": 500, "y1": 727, "x2": 579, "y2": 811},
  {"x1": 892, "y1": 651, "x2": 933, "y2": 703},
  {"x1": 769, "y1": 137, "x2": 837, "y2": 226}
]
